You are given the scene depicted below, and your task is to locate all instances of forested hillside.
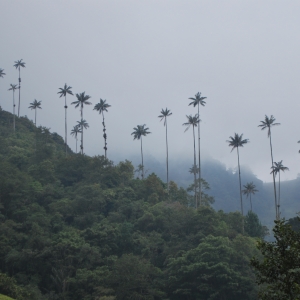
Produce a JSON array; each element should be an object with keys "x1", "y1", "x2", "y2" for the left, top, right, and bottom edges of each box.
[{"x1": 0, "y1": 108, "x2": 267, "y2": 299}]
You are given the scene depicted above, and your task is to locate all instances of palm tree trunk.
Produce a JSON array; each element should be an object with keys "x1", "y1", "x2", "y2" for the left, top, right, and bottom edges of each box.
[
  {"x1": 250, "y1": 194, "x2": 252, "y2": 212},
  {"x1": 269, "y1": 131, "x2": 278, "y2": 219},
  {"x1": 81, "y1": 104, "x2": 83, "y2": 155},
  {"x1": 35, "y1": 109, "x2": 37, "y2": 127},
  {"x1": 65, "y1": 95, "x2": 67, "y2": 156},
  {"x1": 13, "y1": 90, "x2": 15, "y2": 132},
  {"x1": 102, "y1": 112, "x2": 107, "y2": 158},
  {"x1": 237, "y1": 147, "x2": 244, "y2": 234},
  {"x1": 192, "y1": 125, "x2": 197, "y2": 209},
  {"x1": 18, "y1": 68, "x2": 21, "y2": 117},
  {"x1": 278, "y1": 171, "x2": 281, "y2": 218},
  {"x1": 141, "y1": 136, "x2": 144, "y2": 180},
  {"x1": 165, "y1": 118, "x2": 169, "y2": 195},
  {"x1": 197, "y1": 105, "x2": 201, "y2": 206},
  {"x1": 76, "y1": 136, "x2": 78, "y2": 153}
]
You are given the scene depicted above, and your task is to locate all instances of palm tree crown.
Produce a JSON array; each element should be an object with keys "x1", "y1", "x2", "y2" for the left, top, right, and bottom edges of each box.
[
  {"x1": 29, "y1": 99, "x2": 42, "y2": 110},
  {"x1": 0, "y1": 68, "x2": 5, "y2": 78},
  {"x1": 8, "y1": 84, "x2": 19, "y2": 92},
  {"x1": 182, "y1": 114, "x2": 200, "y2": 132},
  {"x1": 77, "y1": 119, "x2": 89, "y2": 130},
  {"x1": 227, "y1": 133, "x2": 249, "y2": 151},
  {"x1": 131, "y1": 124, "x2": 151, "y2": 140},
  {"x1": 58, "y1": 84, "x2": 73, "y2": 98},
  {"x1": 71, "y1": 92, "x2": 92, "y2": 118},
  {"x1": 13, "y1": 59, "x2": 26, "y2": 70},
  {"x1": 258, "y1": 115, "x2": 280, "y2": 136},
  {"x1": 270, "y1": 160, "x2": 289, "y2": 176},
  {"x1": 158, "y1": 108, "x2": 172, "y2": 125},
  {"x1": 94, "y1": 99, "x2": 111, "y2": 114},
  {"x1": 188, "y1": 92, "x2": 207, "y2": 107}
]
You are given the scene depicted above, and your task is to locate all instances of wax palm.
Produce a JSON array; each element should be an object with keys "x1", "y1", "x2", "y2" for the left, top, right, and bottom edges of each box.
[
  {"x1": 0, "y1": 68, "x2": 5, "y2": 78},
  {"x1": 227, "y1": 133, "x2": 249, "y2": 233},
  {"x1": 258, "y1": 115, "x2": 280, "y2": 219},
  {"x1": 70, "y1": 125, "x2": 82, "y2": 153},
  {"x1": 94, "y1": 99, "x2": 111, "y2": 158},
  {"x1": 13, "y1": 59, "x2": 26, "y2": 117},
  {"x1": 188, "y1": 92, "x2": 207, "y2": 206},
  {"x1": 158, "y1": 108, "x2": 172, "y2": 193},
  {"x1": 58, "y1": 84, "x2": 73, "y2": 156},
  {"x1": 28, "y1": 99, "x2": 42, "y2": 126},
  {"x1": 131, "y1": 124, "x2": 151, "y2": 180},
  {"x1": 71, "y1": 92, "x2": 92, "y2": 119},
  {"x1": 242, "y1": 182, "x2": 258, "y2": 212},
  {"x1": 8, "y1": 84, "x2": 19, "y2": 132},
  {"x1": 76, "y1": 119, "x2": 89, "y2": 154},
  {"x1": 183, "y1": 114, "x2": 200, "y2": 208},
  {"x1": 271, "y1": 160, "x2": 289, "y2": 218}
]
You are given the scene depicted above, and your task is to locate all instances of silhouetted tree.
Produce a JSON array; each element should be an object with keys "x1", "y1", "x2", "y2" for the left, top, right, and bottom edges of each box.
[
  {"x1": 158, "y1": 108, "x2": 172, "y2": 193},
  {"x1": 70, "y1": 125, "x2": 82, "y2": 153},
  {"x1": 8, "y1": 84, "x2": 19, "y2": 132},
  {"x1": 13, "y1": 59, "x2": 25, "y2": 117},
  {"x1": 76, "y1": 119, "x2": 89, "y2": 154},
  {"x1": 259, "y1": 115, "x2": 280, "y2": 219},
  {"x1": 131, "y1": 124, "x2": 151, "y2": 180},
  {"x1": 242, "y1": 182, "x2": 258, "y2": 212},
  {"x1": 28, "y1": 99, "x2": 42, "y2": 126},
  {"x1": 94, "y1": 98, "x2": 111, "y2": 158}
]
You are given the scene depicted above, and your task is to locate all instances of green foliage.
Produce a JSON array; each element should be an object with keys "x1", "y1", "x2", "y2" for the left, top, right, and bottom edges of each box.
[
  {"x1": 0, "y1": 110, "x2": 268, "y2": 299},
  {"x1": 251, "y1": 219, "x2": 300, "y2": 299}
]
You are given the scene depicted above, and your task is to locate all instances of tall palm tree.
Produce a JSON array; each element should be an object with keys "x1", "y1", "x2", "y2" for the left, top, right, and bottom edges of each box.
[
  {"x1": 242, "y1": 182, "x2": 258, "y2": 212},
  {"x1": 94, "y1": 99, "x2": 111, "y2": 158},
  {"x1": 158, "y1": 108, "x2": 172, "y2": 193},
  {"x1": 188, "y1": 92, "x2": 207, "y2": 206},
  {"x1": 258, "y1": 115, "x2": 280, "y2": 219},
  {"x1": 76, "y1": 119, "x2": 89, "y2": 154},
  {"x1": 58, "y1": 84, "x2": 73, "y2": 156},
  {"x1": 183, "y1": 114, "x2": 200, "y2": 209},
  {"x1": 71, "y1": 92, "x2": 91, "y2": 154},
  {"x1": 8, "y1": 84, "x2": 19, "y2": 132},
  {"x1": 70, "y1": 125, "x2": 82, "y2": 153},
  {"x1": 13, "y1": 59, "x2": 26, "y2": 117},
  {"x1": 271, "y1": 160, "x2": 289, "y2": 218},
  {"x1": 131, "y1": 124, "x2": 151, "y2": 180},
  {"x1": 28, "y1": 99, "x2": 42, "y2": 126},
  {"x1": 227, "y1": 133, "x2": 249, "y2": 233}
]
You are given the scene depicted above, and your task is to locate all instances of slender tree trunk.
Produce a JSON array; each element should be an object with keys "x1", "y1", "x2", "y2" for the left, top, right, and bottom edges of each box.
[
  {"x1": 141, "y1": 137, "x2": 144, "y2": 180},
  {"x1": 278, "y1": 171, "x2": 281, "y2": 218},
  {"x1": 102, "y1": 112, "x2": 107, "y2": 158},
  {"x1": 65, "y1": 95, "x2": 67, "y2": 156},
  {"x1": 269, "y1": 131, "x2": 278, "y2": 219},
  {"x1": 165, "y1": 118, "x2": 169, "y2": 195},
  {"x1": 193, "y1": 125, "x2": 197, "y2": 209},
  {"x1": 35, "y1": 109, "x2": 37, "y2": 126},
  {"x1": 250, "y1": 194, "x2": 252, "y2": 212},
  {"x1": 81, "y1": 104, "x2": 83, "y2": 155},
  {"x1": 13, "y1": 90, "x2": 16, "y2": 132},
  {"x1": 237, "y1": 147, "x2": 244, "y2": 234},
  {"x1": 76, "y1": 136, "x2": 78, "y2": 153},
  {"x1": 197, "y1": 105, "x2": 201, "y2": 206},
  {"x1": 18, "y1": 68, "x2": 21, "y2": 117}
]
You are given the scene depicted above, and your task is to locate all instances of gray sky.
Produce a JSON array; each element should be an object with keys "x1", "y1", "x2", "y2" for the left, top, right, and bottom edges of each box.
[{"x1": 1, "y1": 0, "x2": 300, "y2": 183}]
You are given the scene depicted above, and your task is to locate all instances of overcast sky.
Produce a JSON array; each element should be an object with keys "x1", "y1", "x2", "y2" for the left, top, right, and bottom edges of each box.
[{"x1": 1, "y1": 0, "x2": 300, "y2": 183}]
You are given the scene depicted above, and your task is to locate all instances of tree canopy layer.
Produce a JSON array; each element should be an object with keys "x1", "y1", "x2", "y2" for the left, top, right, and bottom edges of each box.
[{"x1": 0, "y1": 109, "x2": 267, "y2": 299}]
